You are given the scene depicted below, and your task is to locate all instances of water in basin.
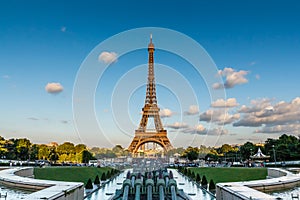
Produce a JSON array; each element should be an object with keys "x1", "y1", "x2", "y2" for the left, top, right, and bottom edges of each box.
[
  {"x1": 0, "y1": 185, "x2": 31, "y2": 199},
  {"x1": 85, "y1": 168, "x2": 215, "y2": 200}
]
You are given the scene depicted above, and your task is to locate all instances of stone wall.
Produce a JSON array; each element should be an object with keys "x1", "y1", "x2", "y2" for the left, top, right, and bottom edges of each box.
[
  {"x1": 216, "y1": 168, "x2": 300, "y2": 200},
  {"x1": 0, "y1": 167, "x2": 84, "y2": 200},
  {"x1": 267, "y1": 168, "x2": 287, "y2": 178},
  {"x1": 14, "y1": 167, "x2": 34, "y2": 178}
]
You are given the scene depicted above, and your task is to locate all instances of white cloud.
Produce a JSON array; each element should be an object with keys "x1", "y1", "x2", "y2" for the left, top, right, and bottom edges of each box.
[
  {"x1": 211, "y1": 98, "x2": 239, "y2": 108},
  {"x1": 212, "y1": 82, "x2": 224, "y2": 89},
  {"x1": 160, "y1": 108, "x2": 173, "y2": 118},
  {"x1": 166, "y1": 122, "x2": 188, "y2": 129},
  {"x1": 234, "y1": 97, "x2": 300, "y2": 132},
  {"x1": 61, "y1": 26, "x2": 66, "y2": 32},
  {"x1": 184, "y1": 105, "x2": 199, "y2": 115},
  {"x1": 292, "y1": 97, "x2": 300, "y2": 104},
  {"x1": 238, "y1": 98, "x2": 272, "y2": 113},
  {"x1": 183, "y1": 125, "x2": 228, "y2": 135},
  {"x1": 45, "y1": 82, "x2": 64, "y2": 94},
  {"x1": 207, "y1": 127, "x2": 229, "y2": 135},
  {"x1": 255, "y1": 124, "x2": 300, "y2": 134},
  {"x1": 213, "y1": 67, "x2": 249, "y2": 89},
  {"x1": 2, "y1": 75, "x2": 10, "y2": 79},
  {"x1": 183, "y1": 124, "x2": 206, "y2": 134},
  {"x1": 200, "y1": 109, "x2": 240, "y2": 125},
  {"x1": 98, "y1": 51, "x2": 118, "y2": 63},
  {"x1": 255, "y1": 74, "x2": 260, "y2": 80},
  {"x1": 27, "y1": 117, "x2": 39, "y2": 121}
]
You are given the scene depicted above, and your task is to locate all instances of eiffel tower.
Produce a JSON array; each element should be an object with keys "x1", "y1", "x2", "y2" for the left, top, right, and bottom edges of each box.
[{"x1": 128, "y1": 35, "x2": 173, "y2": 155}]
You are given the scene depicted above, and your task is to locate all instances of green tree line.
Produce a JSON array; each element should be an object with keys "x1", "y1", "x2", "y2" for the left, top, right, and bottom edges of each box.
[
  {"x1": 0, "y1": 136, "x2": 94, "y2": 163},
  {"x1": 176, "y1": 134, "x2": 300, "y2": 162},
  {"x1": 1, "y1": 134, "x2": 299, "y2": 163}
]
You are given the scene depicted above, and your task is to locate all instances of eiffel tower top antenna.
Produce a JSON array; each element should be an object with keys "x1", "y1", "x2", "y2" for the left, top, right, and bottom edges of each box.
[{"x1": 146, "y1": 34, "x2": 156, "y2": 105}]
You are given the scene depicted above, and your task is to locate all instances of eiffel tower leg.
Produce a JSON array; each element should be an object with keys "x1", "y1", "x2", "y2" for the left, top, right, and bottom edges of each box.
[{"x1": 154, "y1": 114, "x2": 163, "y2": 131}]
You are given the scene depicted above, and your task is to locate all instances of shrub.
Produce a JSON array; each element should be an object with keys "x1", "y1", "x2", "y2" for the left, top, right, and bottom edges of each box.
[
  {"x1": 178, "y1": 166, "x2": 183, "y2": 173},
  {"x1": 191, "y1": 171, "x2": 195, "y2": 179},
  {"x1": 209, "y1": 179, "x2": 216, "y2": 191},
  {"x1": 183, "y1": 168, "x2": 187, "y2": 175},
  {"x1": 94, "y1": 175, "x2": 100, "y2": 185},
  {"x1": 106, "y1": 170, "x2": 111, "y2": 178},
  {"x1": 201, "y1": 175, "x2": 208, "y2": 188},
  {"x1": 187, "y1": 169, "x2": 191, "y2": 177},
  {"x1": 101, "y1": 172, "x2": 106, "y2": 181},
  {"x1": 85, "y1": 178, "x2": 93, "y2": 189},
  {"x1": 196, "y1": 173, "x2": 201, "y2": 182}
]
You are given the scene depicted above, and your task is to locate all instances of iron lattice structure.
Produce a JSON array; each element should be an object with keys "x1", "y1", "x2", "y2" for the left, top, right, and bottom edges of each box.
[{"x1": 128, "y1": 36, "x2": 173, "y2": 154}]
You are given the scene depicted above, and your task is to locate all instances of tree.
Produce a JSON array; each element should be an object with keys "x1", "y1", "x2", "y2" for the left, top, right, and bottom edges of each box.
[
  {"x1": 112, "y1": 145, "x2": 124, "y2": 157},
  {"x1": 90, "y1": 147, "x2": 117, "y2": 159},
  {"x1": 178, "y1": 166, "x2": 183, "y2": 173},
  {"x1": 183, "y1": 147, "x2": 199, "y2": 161},
  {"x1": 183, "y1": 168, "x2": 187, "y2": 175},
  {"x1": 38, "y1": 144, "x2": 50, "y2": 160},
  {"x1": 187, "y1": 169, "x2": 191, "y2": 177},
  {"x1": 205, "y1": 154, "x2": 219, "y2": 162},
  {"x1": 85, "y1": 178, "x2": 93, "y2": 189},
  {"x1": 198, "y1": 145, "x2": 212, "y2": 159},
  {"x1": 114, "y1": 169, "x2": 120, "y2": 175},
  {"x1": 166, "y1": 147, "x2": 185, "y2": 157},
  {"x1": 205, "y1": 149, "x2": 220, "y2": 161},
  {"x1": 6, "y1": 139, "x2": 17, "y2": 159},
  {"x1": 30, "y1": 144, "x2": 39, "y2": 160},
  {"x1": 201, "y1": 175, "x2": 208, "y2": 189},
  {"x1": 264, "y1": 134, "x2": 300, "y2": 161},
  {"x1": 110, "y1": 169, "x2": 115, "y2": 177},
  {"x1": 209, "y1": 179, "x2": 216, "y2": 191},
  {"x1": 15, "y1": 138, "x2": 32, "y2": 160},
  {"x1": 240, "y1": 142, "x2": 256, "y2": 160},
  {"x1": 196, "y1": 173, "x2": 201, "y2": 182},
  {"x1": 106, "y1": 170, "x2": 111, "y2": 179},
  {"x1": 48, "y1": 146, "x2": 59, "y2": 163},
  {"x1": 0, "y1": 137, "x2": 8, "y2": 158},
  {"x1": 104, "y1": 150, "x2": 117, "y2": 158},
  {"x1": 191, "y1": 171, "x2": 195, "y2": 179},
  {"x1": 101, "y1": 172, "x2": 106, "y2": 181},
  {"x1": 75, "y1": 144, "x2": 87, "y2": 154},
  {"x1": 81, "y1": 150, "x2": 94, "y2": 163},
  {"x1": 58, "y1": 154, "x2": 68, "y2": 163},
  {"x1": 57, "y1": 142, "x2": 75, "y2": 155},
  {"x1": 94, "y1": 175, "x2": 100, "y2": 185},
  {"x1": 219, "y1": 144, "x2": 234, "y2": 154}
]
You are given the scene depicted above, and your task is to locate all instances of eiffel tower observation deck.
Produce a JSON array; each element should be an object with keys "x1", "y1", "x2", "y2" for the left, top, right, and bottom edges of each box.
[{"x1": 128, "y1": 35, "x2": 173, "y2": 155}]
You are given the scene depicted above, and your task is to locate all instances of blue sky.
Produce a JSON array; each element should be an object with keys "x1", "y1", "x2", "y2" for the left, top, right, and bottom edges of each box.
[{"x1": 1, "y1": 1, "x2": 300, "y2": 148}]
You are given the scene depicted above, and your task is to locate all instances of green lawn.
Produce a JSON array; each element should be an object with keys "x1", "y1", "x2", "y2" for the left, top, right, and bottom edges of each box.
[
  {"x1": 189, "y1": 167, "x2": 267, "y2": 183},
  {"x1": 34, "y1": 167, "x2": 112, "y2": 185}
]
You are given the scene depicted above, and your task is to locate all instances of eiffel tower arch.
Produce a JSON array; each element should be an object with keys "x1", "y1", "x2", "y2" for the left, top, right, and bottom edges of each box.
[{"x1": 128, "y1": 35, "x2": 173, "y2": 155}]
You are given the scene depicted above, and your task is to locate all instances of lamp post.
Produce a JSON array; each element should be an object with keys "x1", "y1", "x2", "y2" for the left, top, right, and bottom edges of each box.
[{"x1": 272, "y1": 145, "x2": 277, "y2": 167}]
